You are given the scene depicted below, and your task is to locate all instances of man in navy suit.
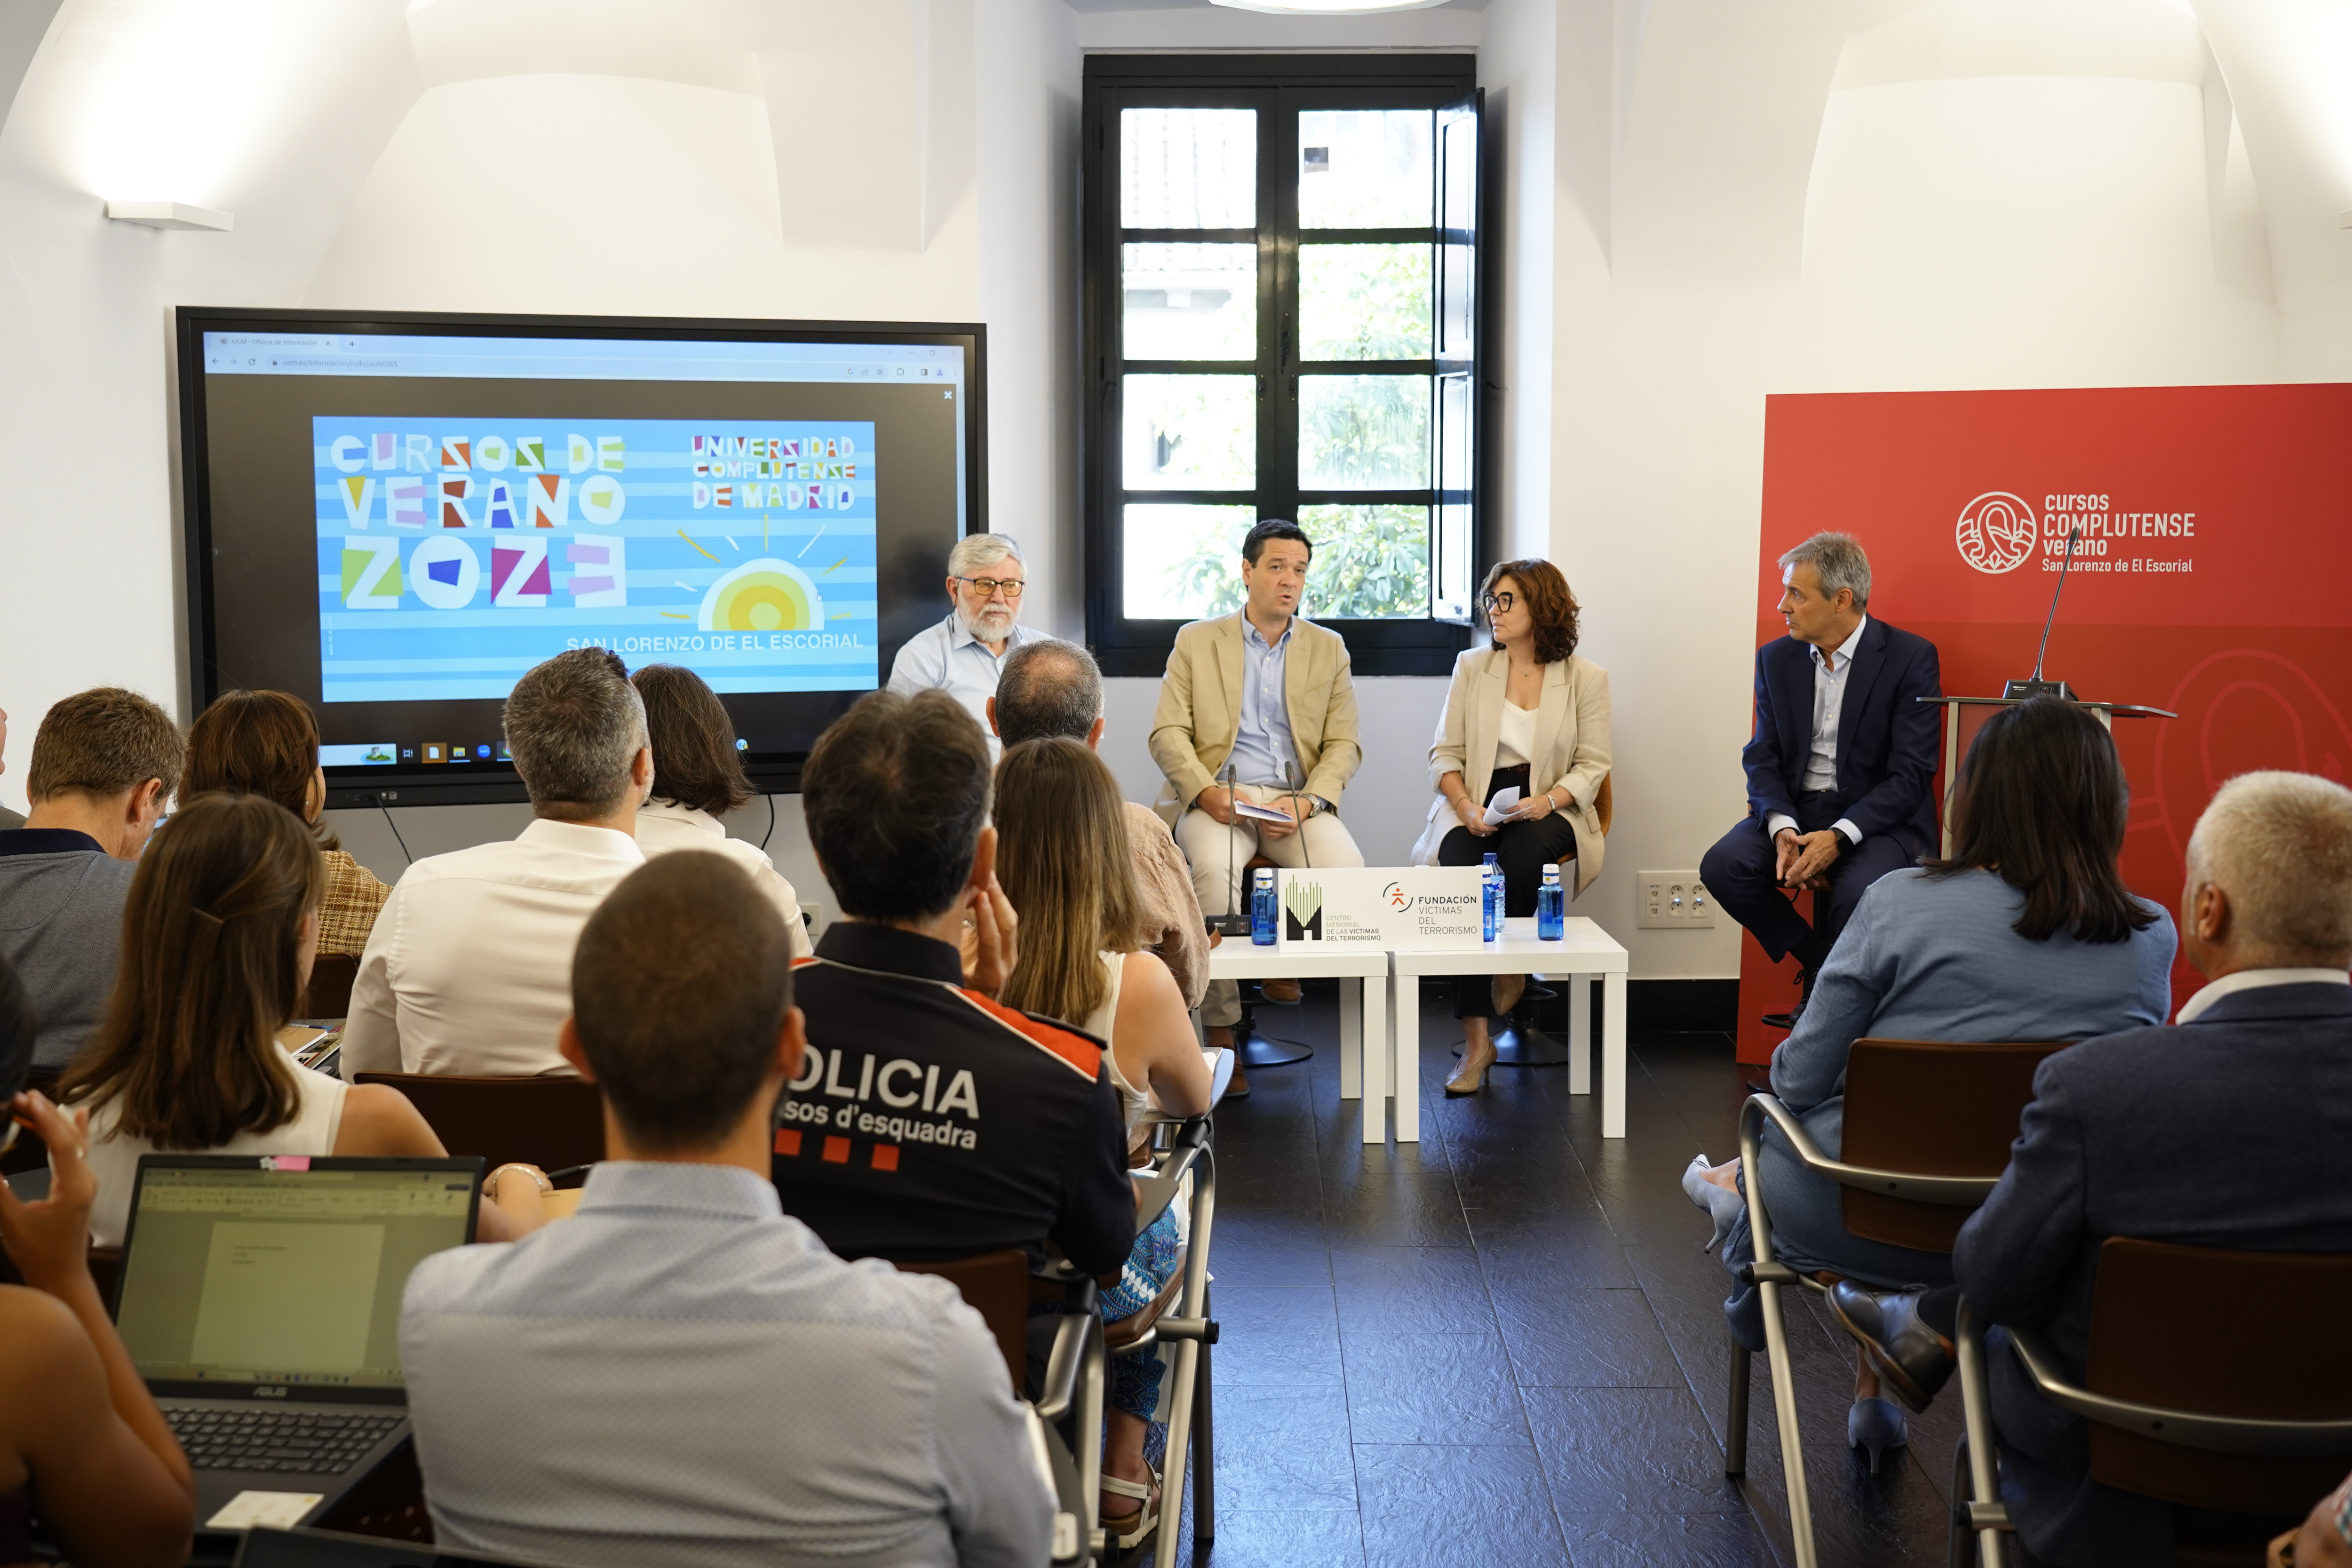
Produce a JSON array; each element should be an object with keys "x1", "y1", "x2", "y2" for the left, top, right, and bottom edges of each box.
[
  {"x1": 1833, "y1": 771, "x2": 2352, "y2": 1564},
  {"x1": 1700, "y1": 532, "x2": 1941, "y2": 1014}
]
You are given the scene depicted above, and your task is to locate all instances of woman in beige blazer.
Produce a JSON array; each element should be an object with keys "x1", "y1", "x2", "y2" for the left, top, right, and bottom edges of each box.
[{"x1": 1409, "y1": 558, "x2": 1611, "y2": 1095}]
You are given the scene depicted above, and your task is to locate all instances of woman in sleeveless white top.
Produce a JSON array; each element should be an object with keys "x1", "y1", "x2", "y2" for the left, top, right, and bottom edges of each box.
[
  {"x1": 83, "y1": 1049, "x2": 346, "y2": 1248},
  {"x1": 1081, "y1": 952, "x2": 1155, "y2": 1132}
]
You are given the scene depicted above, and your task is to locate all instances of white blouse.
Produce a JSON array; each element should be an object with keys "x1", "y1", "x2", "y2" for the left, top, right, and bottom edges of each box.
[
  {"x1": 1495, "y1": 700, "x2": 1538, "y2": 770},
  {"x1": 634, "y1": 801, "x2": 814, "y2": 958}
]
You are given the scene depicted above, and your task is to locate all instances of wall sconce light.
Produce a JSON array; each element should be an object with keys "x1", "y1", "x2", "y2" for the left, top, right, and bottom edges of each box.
[{"x1": 105, "y1": 200, "x2": 233, "y2": 231}]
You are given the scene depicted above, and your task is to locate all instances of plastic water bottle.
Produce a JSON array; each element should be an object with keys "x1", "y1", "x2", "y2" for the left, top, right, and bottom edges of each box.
[
  {"x1": 1250, "y1": 866, "x2": 1278, "y2": 946},
  {"x1": 1480, "y1": 852, "x2": 1503, "y2": 942},
  {"x1": 1537, "y1": 863, "x2": 1565, "y2": 940}
]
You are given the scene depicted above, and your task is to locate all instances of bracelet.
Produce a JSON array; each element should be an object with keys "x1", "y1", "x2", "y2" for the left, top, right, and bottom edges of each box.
[{"x1": 486, "y1": 1162, "x2": 551, "y2": 1202}]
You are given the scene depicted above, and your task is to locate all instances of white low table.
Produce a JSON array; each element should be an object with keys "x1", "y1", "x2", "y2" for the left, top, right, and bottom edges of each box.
[
  {"x1": 1386, "y1": 915, "x2": 1630, "y2": 1142},
  {"x1": 1204, "y1": 941, "x2": 1392, "y2": 1140}
]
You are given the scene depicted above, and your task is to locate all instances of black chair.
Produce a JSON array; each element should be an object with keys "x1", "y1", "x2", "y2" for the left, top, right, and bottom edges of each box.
[
  {"x1": 1729, "y1": 1038, "x2": 2062, "y2": 1568},
  {"x1": 1951, "y1": 1239, "x2": 2352, "y2": 1568},
  {"x1": 235, "y1": 1525, "x2": 553, "y2": 1566},
  {"x1": 298, "y1": 954, "x2": 361, "y2": 1020},
  {"x1": 352, "y1": 1074, "x2": 605, "y2": 1177}
]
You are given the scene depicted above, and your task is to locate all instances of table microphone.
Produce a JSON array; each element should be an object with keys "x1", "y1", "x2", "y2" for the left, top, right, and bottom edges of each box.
[
  {"x1": 1208, "y1": 759, "x2": 1251, "y2": 937},
  {"x1": 1283, "y1": 759, "x2": 1313, "y2": 871}
]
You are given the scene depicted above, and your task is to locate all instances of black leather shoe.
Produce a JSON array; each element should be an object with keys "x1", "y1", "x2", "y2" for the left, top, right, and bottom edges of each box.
[
  {"x1": 1827, "y1": 1281, "x2": 1955, "y2": 1413},
  {"x1": 1760, "y1": 969, "x2": 1820, "y2": 1033}
]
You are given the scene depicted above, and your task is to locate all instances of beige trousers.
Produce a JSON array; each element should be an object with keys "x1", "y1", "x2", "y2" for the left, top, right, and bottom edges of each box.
[{"x1": 1176, "y1": 784, "x2": 1366, "y2": 1028}]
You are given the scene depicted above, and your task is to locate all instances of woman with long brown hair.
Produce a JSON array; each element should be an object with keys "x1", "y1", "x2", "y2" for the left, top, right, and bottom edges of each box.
[
  {"x1": 993, "y1": 737, "x2": 1211, "y2": 1551},
  {"x1": 57, "y1": 794, "x2": 543, "y2": 1247},
  {"x1": 1411, "y1": 557, "x2": 1613, "y2": 1095},
  {"x1": 1685, "y1": 697, "x2": 2174, "y2": 1468},
  {"x1": 184, "y1": 690, "x2": 390, "y2": 957}
]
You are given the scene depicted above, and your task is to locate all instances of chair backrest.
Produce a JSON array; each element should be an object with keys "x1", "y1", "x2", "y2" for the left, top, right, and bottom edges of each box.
[
  {"x1": 1593, "y1": 772, "x2": 1613, "y2": 836},
  {"x1": 352, "y1": 1072, "x2": 606, "y2": 1174},
  {"x1": 2085, "y1": 1237, "x2": 2352, "y2": 1513},
  {"x1": 1837, "y1": 1037, "x2": 2064, "y2": 1251},
  {"x1": 299, "y1": 953, "x2": 361, "y2": 1019},
  {"x1": 892, "y1": 1249, "x2": 1031, "y2": 1394}
]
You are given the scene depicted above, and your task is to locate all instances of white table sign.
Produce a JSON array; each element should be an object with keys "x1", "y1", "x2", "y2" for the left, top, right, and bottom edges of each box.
[{"x1": 1274, "y1": 866, "x2": 1485, "y2": 951}]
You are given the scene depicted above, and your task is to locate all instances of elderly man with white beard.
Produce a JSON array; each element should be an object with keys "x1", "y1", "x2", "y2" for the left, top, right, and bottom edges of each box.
[{"x1": 886, "y1": 533, "x2": 1049, "y2": 759}]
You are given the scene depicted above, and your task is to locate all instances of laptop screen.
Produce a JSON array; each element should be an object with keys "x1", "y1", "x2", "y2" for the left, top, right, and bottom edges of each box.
[{"x1": 115, "y1": 1160, "x2": 479, "y2": 1400}]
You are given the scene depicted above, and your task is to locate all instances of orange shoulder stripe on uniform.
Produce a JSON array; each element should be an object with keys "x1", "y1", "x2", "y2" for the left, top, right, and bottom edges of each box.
[{"x1": 952, "y1": 987, "x2": 1102, "y2": 1080}]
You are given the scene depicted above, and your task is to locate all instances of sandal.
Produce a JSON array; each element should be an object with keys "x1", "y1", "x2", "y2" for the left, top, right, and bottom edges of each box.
[{"x1": 1098, "y1": 1465, "x2": 1162, "y2": 1552}]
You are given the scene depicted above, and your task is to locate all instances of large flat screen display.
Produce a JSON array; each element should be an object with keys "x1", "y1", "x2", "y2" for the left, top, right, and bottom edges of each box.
[{"x1": 178, "y1": 309, "x2": 984, "y2": 804}]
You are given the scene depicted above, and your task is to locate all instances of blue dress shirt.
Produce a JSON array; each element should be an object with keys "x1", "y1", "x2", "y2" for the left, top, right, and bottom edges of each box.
[
  {"x1": 1226, "y1": 617, "x2": 1300, "y2": 788},
  {"x1": 887, "y1": 614, "x2": 1049, "y2": 754},
  {"x1": 401, "y1": 1161, "x2": 1052, "y2": 1568}
]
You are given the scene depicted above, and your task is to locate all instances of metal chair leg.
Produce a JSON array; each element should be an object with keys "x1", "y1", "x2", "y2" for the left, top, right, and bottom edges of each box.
[
  {"x1": 1152, "y1": 1146, "x2": 1218, "y2": 1568},
  {"x1": 1955, "y1": 1303, "x2": 2010, "y2": 1568},
  {"x1": 1741, "y1": 1098, "x2": 1819, "y2": 1568},
  {"x1": 1193, "y1": 1283, "x2": 1215, "y2": 1544},
  {"x1": 1726, "y1": 1343, "x2": 1751, "y2": 1476}
]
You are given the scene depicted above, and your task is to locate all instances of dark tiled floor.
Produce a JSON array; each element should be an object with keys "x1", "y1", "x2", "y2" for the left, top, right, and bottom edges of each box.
[{"x1": 1156, "y1": 983, "x2": 1963, "y2": 1568}]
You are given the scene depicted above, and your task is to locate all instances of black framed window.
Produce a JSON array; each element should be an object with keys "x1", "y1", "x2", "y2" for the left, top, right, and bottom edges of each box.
[{"x1": 1083, "y1": 55, "x2": 1482, "y2": 677}]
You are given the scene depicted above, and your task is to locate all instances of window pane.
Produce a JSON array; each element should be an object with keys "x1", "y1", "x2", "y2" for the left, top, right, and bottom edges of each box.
[
  {"x1": 1122, "y1": 109, "x2": 1256, "y2": 229},
  {"x1": 1298, "y1": 504, "x2": 1430, "y2": 620},
  {"x1": 1297, "y1": 110, "x2": 1432, "y2": 229},
  {"x1": 1299, "y1": 243, "x2": 1430, "y2": 361},
  {"x1": 1299, "y1": 374, "x2": 1430, "y2": 489},
  {"x1": 1123, "y1": 503, "x2": 1256, "y2": 620},
  {"x1": 1123, "y1": 374, "x2": 1255, "y2": 491},
  {"x1": 1123, "y1": 243, "x2": 1256, "y2": 361}
]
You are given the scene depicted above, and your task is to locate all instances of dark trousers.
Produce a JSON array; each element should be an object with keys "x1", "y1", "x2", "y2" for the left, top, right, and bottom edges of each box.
[
  {"x1": 1438, "y1": 766, "x2": 1576, "y2": 1019},
  {"x1": 1699, "y1": 793, "x2": 1915, "y2": 972}
]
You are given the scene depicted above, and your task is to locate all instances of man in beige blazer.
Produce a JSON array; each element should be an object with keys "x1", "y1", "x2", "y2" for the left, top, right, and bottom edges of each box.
[{"x1": 1149, "y1": 521, "x2": 1364, "y2": 1082}]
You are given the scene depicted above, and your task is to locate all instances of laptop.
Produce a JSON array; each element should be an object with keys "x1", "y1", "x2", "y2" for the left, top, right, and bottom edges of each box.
[{"x1": 113, "y1": 1154, "x2": 484, "y2": 1533}]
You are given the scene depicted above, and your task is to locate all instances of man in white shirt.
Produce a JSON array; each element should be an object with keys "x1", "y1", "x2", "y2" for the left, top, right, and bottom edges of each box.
[
  {"x1": 341, "y1": 648, "x2": 652, "y2": 1078},
  {"x1": 886, "y1": 533, "x2": 1049, "y2": 754},
  {"x1": 402, "y1": 851, "x2": 1053, "y2": 1568},
  {"x1": 1700, "y1": 532, "x2": 1941, "y2": 1023}
]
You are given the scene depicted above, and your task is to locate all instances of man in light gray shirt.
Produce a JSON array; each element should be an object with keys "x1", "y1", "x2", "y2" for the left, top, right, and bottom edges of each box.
[
  {"x1": 0, "y1": 689, "x2": 183, "y2": 1067},
  {"x1": 400, "y1": 851, "x2": 1052, "y2": 1568}
]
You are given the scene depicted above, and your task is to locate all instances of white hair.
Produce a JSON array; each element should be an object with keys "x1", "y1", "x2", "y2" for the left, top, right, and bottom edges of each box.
[
  {"x1": 2188, "y1": 771, "x2": 2352, "y2": 962},
  {"x1": 947, "y1": 533, "x2": 1023, "y2": 579},
  {"x1": 1779, "y1": 532, "x2": 1871, "y2": 610}
]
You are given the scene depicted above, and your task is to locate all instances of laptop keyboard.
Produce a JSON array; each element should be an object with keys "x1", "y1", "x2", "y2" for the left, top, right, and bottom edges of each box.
[{"x1": 165, "y1": 1407, "x2": 401, "y2": 1473}]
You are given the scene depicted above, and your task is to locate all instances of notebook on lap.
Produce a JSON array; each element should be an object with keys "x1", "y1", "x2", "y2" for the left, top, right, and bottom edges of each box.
[{"x1": 113, "y1": 1155, "x2": 483, "y2": 1532}]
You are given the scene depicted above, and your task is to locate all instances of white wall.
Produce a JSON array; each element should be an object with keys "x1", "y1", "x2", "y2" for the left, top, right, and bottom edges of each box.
[{"x1": 6, "y1": 0, "x2": 2350, "y2": 981}]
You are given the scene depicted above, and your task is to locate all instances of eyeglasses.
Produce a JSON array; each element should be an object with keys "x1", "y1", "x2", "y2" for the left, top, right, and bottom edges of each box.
[
  {"x1": 1480, "y1": 590, "x2": 1517, "y2": 614},
  {"x1": 955, "y1": 576, "x2": 1025, "y2": 600}
]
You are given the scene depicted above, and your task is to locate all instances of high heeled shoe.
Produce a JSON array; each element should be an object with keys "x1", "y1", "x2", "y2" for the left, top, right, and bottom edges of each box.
[
  {"x1": 1680, "y1": 1154, "x2": 1746, "y2": 1254},
  {"x1": 1847, "y1": 1396, "x2": 1908, "y2": 1475},
  {"x1": 1445, "y1": 1037, "x2": 1496, "y2": 1096}
]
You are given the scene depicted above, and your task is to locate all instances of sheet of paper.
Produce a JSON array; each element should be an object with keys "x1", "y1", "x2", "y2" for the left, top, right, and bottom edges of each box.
[
  {"x1": 206, "y1": 1492, "x2": 324, "y2": 1530},
  {"x1": 1232, "y1": 798, "x2": 1292, "y2": 824},
  {"x1": 1482, "y1": 786, "x2": 1522, "y2": 827}
]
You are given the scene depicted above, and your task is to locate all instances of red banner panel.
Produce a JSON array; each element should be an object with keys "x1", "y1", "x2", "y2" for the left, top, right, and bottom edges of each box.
[{"x1": 1739, "y1": 384, "x2": 2352, "y2": 1065}]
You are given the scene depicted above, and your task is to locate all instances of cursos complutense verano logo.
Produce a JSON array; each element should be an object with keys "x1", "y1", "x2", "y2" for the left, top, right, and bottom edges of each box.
[{"x1": 1955, "y1": 492, "x2": 2038, "y2": 574}]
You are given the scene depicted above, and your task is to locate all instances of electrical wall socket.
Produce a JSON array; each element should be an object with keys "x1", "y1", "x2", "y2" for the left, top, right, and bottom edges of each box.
[{"x1": 1638, "y1": 872, "x2": 1716, "y2": 929}]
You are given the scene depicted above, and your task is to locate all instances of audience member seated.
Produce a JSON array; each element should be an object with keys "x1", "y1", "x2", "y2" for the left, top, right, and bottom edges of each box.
[
  {"x1": 995, "y1": 736, "x2": 1213, "y2": 1545},
  {"x1": 1687, "y1": 697, "x2": 2174, "y2": 1465},
  {"x1": 401, "y1": 852, "x2": 1052, "y2": 1568},
  {"x1": 184, "y1": 688, "x2": 391, "y2": 959},
  {"x1": 0, "y1": 701, "x2": 21, "y2": 832},
  {"x1": 990, "y1": 638, "x2": 1209, "y2": 1011},
  {"x1": 59, "y1": 794, "x2": 543, "y2": 1247},
  {"x1": 629, "y1": 663, "x2": 810, "y2": 957},
  {"x1": 0, "y1": 689, "x2": 182, "y2": 1070},
  {"x1": 2276, "y1": 1471, "x2": 2352, "y2": 1568},
  {"x1": 0, "y1": 950, "x2": 196, "y2": 1568},
  {"x1": 341, "y1": 649, "x2": 650, "y2": 1078},
  {"x1": 1885, "y1": 769, "x2": 2352, "y2": 1566},
  {"x1": 774, "y1": 689, "x2": 1133, "y2": 1280}
]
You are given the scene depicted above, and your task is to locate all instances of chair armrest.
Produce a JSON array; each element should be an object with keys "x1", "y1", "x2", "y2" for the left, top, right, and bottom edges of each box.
[
  {"x1": 1739, "y1": 1093, "x2": 2000, "y2": 1208},
  {"x1": 1033, "y1": 1280, "x2": 1100, "y2": 1424},
  {"x1": 1130, "y1": 1143, "x2": 1200, "y2": 1234},
  {"x1": 2006, "y1": 1323, "x2": 2352, "y2": 1460}
]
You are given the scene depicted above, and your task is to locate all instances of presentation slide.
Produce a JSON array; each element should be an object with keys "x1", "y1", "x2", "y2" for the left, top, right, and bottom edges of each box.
[{"x1": 314, "y1": 416, "x2": 878, "y2": 701}]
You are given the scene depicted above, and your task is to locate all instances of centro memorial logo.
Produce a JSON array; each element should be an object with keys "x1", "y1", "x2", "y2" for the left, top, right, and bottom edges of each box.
[{"x1": 1955, "y1": 492, "x2": 2038, "y2": 575}]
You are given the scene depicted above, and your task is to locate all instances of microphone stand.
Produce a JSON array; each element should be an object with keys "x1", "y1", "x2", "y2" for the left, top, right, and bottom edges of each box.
[
  {"x1": 2004, "y1": 523, "x2": 2081, "y2": 700},
  {"x1": 1208, "y1": 759, "x2": 1250, "y2": 938}
]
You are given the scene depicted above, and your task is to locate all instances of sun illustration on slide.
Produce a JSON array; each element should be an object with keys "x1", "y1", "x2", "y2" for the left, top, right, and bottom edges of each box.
[{"x1": 665, "y1": 518, "x2": 847, "y2": 632}]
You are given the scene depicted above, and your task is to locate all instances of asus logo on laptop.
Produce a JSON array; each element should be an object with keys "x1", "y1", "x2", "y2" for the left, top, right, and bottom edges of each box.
[{"x1": 254, "y1": 1387, "x2": 288, "y2": 1399}]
